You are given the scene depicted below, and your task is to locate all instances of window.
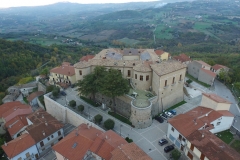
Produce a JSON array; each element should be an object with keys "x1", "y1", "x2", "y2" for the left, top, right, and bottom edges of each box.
[
  {"x1": 40, "y1": 141, "x2": 44, "y2": 147},
  {"x1": 67, "y1": 76, "x2": 69, "y2": 79},
  {"x1": 165, "y1": 80, "x2": 168, "y2": 87},
  {"x1": 79, "y1": 70, "x2": 82, "y2": 75},
  {"x1": 200, "y1": 153, "x2": 205, "y2": 160},
  {"x1": 146, "y1": 75, "x2": 149, "y2": 81},
  {"x1": 178, "y1": 134, "x2": 182, "y2": 141},
  {"x1": 118, "y1": 70, "x2": 121, "y2": 73},
  {"x1": 135, "y1": 74, "x2": 137, "y2": 79},
  {"x1": 179, "y1": 75, "x2": 182, "y2": 81},
  {"x1": 182, "y1": 138, "x2": 186, "y2": 142},
  {"x1": 128, "y1": 70, "x2": 131, "y2": 77},
  {"x1": 51, "y1": 135, "x2": 54, "y2": 138},
  {"x1": 217, "y1": 122, "x2": 221, "y2": 126},
  {"x1": 140, "y1": 75, "x2": 143, "y2": 81},
  {"x1": 190, "y1": 144, "x2": 194, "y2": 151},
  {"x1": 187, "y1": 152, "x2": 193, "y2": 160},
  {"x1": 26, "y1": 152, "x2": 30, "y2": 158},
  {"x1": 172, "y1": 77, "x2": 175, "y2": 84},
  {"x1": 58, "y1": 131, "x2": 61, "y2": 136},
  {"x1": 171, "y1": 127, "x2": 174, "y2": 132},
  {"x1": 47, "y1": 137, "x2": 50, "y2": 141}
]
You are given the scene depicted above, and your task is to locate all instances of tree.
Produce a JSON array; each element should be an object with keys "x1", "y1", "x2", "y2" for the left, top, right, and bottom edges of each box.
[
  {"x1": 77, "y1": 66, "x2": 106, "y2": 101},
  {"x1": 219, "y1": 69, "x2": 231, "y2": 84},
  {"x1": 52, "y1": 86, "x2": 60, "y2": 98},
  {"x1": 69, "y1": 100, "x2": 76, "y2": 108},
  {"x1": 78, "y1": 105, "x2": 84, "y2": 112},
  {"x1": 100, "y1": 68, "x2": 130, "y2": 112},
  {"x1": 104, "y1": 119, "x2": 115, "y2": 130},
  {"x1": 94, "y1": 114, "x2": 103, "y2": 124},
  {"x1": 0, "y1": 135, "x2": 6, "y2": 157},
  {"x1": 171, "y1": 149, "x2": 181, "y2": 160}
]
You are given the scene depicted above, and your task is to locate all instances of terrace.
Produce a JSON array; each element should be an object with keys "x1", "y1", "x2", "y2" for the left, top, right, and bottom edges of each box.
[{"x1": 128, "y1": 88, "x2": 156, "y2": 100}]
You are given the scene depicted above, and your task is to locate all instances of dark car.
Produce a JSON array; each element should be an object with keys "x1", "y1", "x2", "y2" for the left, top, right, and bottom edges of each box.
[
  {"x1": 161, "y1": 113, "x2": 168, "y2": 120},
  {"x1": 164, "y1": 145, "x2": 174, "y2": 153},
  {"x1": 60, "y1": 91, "x2": 67, "y2": 96},
  {"x1": 159, "y1": 139, "x2": 168, "y2": 146},
  {"x1": 155, "y1": 116, "x2": 164, "y2": 123},
  {"x1": 169, "y1": 109, "x2": 177, "y2": 115}
]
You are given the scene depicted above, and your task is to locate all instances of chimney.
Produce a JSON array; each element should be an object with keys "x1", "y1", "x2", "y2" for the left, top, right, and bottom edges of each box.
[
  {"x1": 42, "y1": 115, "x2": 44, "y2": 118},
  {"x1": 202, "y1": 134, "x2": 204, "y2": 138},
  {"x1": 42, "y1": 131, "x2": 45, "y2": 136},
  {"x1": 4, "y1": 141, "x2": 7, "y2": 146},
  {"x1": 45, "y1": 122, "x2": 48, "y2": 126},
  {"x1": 106, "y1": 136, "x2": 108, "y2": 139}
]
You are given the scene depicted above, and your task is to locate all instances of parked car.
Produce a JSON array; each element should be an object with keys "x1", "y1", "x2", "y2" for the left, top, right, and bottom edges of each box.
[
  {"x1": 60, "y1": 91, "x2": 67, "y2": 96},
  {"x1": 159, "y1": 139, "x2": 168, "y2": 146},
  {"x1": 155, "y1": 116, "x2": 164, "y2": 123},
  {"x1": 165, "y1": 112, "x2": 173, "y2": 118},
  {"x1": 160, "y1": 113, "x2": 168, "y2": 120},
  {"x1": 169, "y1": 109, "x2": 177, "y2": 115},
  {"x1": 164, "y1": 145, "x2": 174, "y2": 153}
]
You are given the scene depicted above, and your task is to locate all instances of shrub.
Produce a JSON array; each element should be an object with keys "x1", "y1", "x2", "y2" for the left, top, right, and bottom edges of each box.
[
  {"x1": 78, "y1": 105, "x2": 84, "y2": 112},
  {"x1": 69, "y1": 100, "x2": 76, "y2": 108},
  {"x1": 172, "y1": 149, "x2": 181, "y2": 160},
  {"x1": 186, "y1": 79, "x2": 193, "y2": 84},
  {"x1": 125, "y1": 137, "x2": 133, "y2": 143},
  {"x1": 94, "y1": 114, "x2": 103, "y2": 124},
  {"x1": 46, "y1": 85, "x2": 55, "y2": 93},
  {"x1": 80, "y1": 96, "x2": 99, "y2": 107},
  {"x1": 104, "y1": 119, "x2": 115, "y2": 130},
  {"x1": 52, "y1": 89, "x2": 59, "y2": 98}
]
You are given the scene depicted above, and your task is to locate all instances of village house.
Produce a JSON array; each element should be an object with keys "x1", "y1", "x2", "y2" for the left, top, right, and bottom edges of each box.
[
  {"x1": 211, "y1": 64, "x2": 229, "y2": 76},
  {"x1": 19, "y1": 82, "x2": 37, "y2": 97},
  {"x1": 27, "y1": 91, "x2": 44, "y2": 106},
  {"x1": 173, "y1": 53, "x2": 191, "y2": 66},
  {"x1": 52, "y1": 123, "x2": 151, "y2": 160}
]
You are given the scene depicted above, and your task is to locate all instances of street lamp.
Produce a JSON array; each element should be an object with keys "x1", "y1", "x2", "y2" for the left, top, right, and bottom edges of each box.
[{"x1": 120, "y1": 124, "x2": 123, "y2": 136}]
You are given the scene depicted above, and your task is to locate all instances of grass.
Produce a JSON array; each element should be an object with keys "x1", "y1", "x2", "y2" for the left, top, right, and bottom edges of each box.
[
  {"x1": 216, "y1": 130, "x2": 234, "y2": 144},
  {"x1": 108, "y1": 111, "x2": 132, "y2": 126},
  {"x1": 165, "y1": 101, "x2": 187, "y2": 112},
  {"x1": 186, "y1": 74, "x2": 211, "y2": 88},
  {"x1": 230, "y1": 140, "x2": 240, "y2": 153},
  {"x1": 155, "y1": 25, "x2": 173, "y2": 39},
  {"x1": 80, "y1": 96, "x2": 100, "y2": 107},
  {"x1": 23, "y1": 97, "x2": 29, "y2": 104}
]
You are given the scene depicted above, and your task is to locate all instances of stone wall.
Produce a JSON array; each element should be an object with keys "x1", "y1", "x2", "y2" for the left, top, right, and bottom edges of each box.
[
  {"x1": 44, "y1": 93, "x2": 104, "y2": 131},
  {"x1": 38, "y1": 82, "x2": 46, "y2": 93}
]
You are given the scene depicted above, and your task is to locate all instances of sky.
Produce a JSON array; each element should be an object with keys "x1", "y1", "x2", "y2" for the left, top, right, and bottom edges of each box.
[{"x1": 0, "y1": 0, "x2": 159, "y2": 8}]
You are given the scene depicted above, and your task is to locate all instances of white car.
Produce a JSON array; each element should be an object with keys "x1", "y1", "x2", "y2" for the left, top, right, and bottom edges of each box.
[{"x1": 165, "y1": 112, "x2": 173, "y2": 118}]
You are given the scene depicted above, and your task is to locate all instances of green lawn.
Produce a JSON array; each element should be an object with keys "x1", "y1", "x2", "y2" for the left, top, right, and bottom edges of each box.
[
  {"x1": 230, "y1": 140, "x2": 240, "y2": 153},
  {"x1": 108, "y1": 111, "x2": 132, "y2": 126},
  {"x1": 216, "y1": 130, "x2": 234, "y2": 144},
  {"x1": 186, "y1": 74, "x2": 211, "y2": 88}
]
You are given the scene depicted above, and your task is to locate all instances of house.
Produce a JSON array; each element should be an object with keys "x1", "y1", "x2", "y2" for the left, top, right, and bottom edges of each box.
[
  {"x1": 49, "y1": 62, "x2": 76, "y2": 87},
  {"x1": 198, "y1": 68, "x2": 216, "y2": 86},
  {"x1": 27, "y1": 91, "x2": 44, "y2": 106},
  {"x1": 2, "y1": 133, "x2": 39, "y2": 160},
  {"x1": 211, "y1": 64, "x2": 229, "y2": 76},
  {"x1": 2, "y1": 95, "x2": 16, "y2": 103},
  {"x1": 80, "y1": 55, "x2": 95, "y2": 62},
  {"x1": 53, "y1": 123, "x2": 151, "y2": 160},
  {"x1": 201, "y1": 93, "x2": 232, "y2": 111},
  {"x1": 19, "y1": 82, "x2": 37, "y2": 97},
  {"x1": 167, "y1": 106, "x2": 234, "y2": 151},
  {"x1": 173, "y1": 53, "x2": 191, "y2": 66},
  {"x1": 23, "y1": 109, "x2": 64, "y2": 155},
  {"x1": 154, "y1": 49, "x2": 170, "y2": 61},
  {"x1": 185, "y1": 130, "x2": 240, "y2": 160}
]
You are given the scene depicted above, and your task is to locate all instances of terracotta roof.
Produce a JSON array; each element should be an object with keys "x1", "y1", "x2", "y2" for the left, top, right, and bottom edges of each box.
[
  {"x1": 200, "y1": 68, "x2": 216, "y2": 77},
  {"x1": 5, "y1": 114, "x2": 29, "y2": 137},
  {"x1": 212, "y1": 64, "x2": 229, "y2": 71},
  {"x1": 52, "y1": 124, "x2": 103, "y2": 160},
  {"x1": 168, "y1": 106, "x2": 222, "y2": 137},
  {"x1": 26, "y1": 109, "x2": 64, "y2": 143},
  {"x1": 2, "y1": 104, "x2": 32, "y2": 120},
  {"x1": 154, "y1": 50, "x2": 165, "y2": 56},
  {"x1": 0, "y1": 101, "x2": 23, "y2": 117},
  {"x1": 111, "y1": 143, "x2": 152, "y2": 160},
  {"x1": 90, "y1": 130, "x2": 128, "y2": 160},
  {"x1": 187, "y1": 130, "x2": 240, "y2": 160},
  {"x1": 173, "y1": 53, "x2": 191, "y2": 63},
  {"x1": 27, "y1": 91, "x2": 44, "y2": 102},
  {"x1": 2, "y1": 133, "x2": 35, "y2": 158},
  {"x1": 217, "y1": 110, "x2": 234, "y2": 117},
  {"x1": 50, "y1": 62, "x2": 75, "y2": 76},
  {"x1": 150, "y1": 60, "x2": 186, "y2": 76},
  {"x1": 80, "y1": 55, "x2": 95, "y2": 62},
  {"x1": 202, "y1": 93, "x2": 232, "y2": 104},
  {"x1": 196, "y1": 60, "x2": 211, "y2": 67}
]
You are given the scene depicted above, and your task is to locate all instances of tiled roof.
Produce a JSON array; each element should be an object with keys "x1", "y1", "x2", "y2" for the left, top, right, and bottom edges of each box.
[
  {"x1": 80, "y1": 55, "x2": 95, "y2": 62},
  {"x1": 2, "y1": 133, "x2": 35, "y2": 158},
  {"x1": 212, "y1": 64, "x2": 229, "y2": 71},
  {"x1": 5, "y1": 114, "x2": 29, "y2": 137},
  {"x1": 200, "y1": 68, "x2": 216, "y2": 77},
  {"x1": 111, "y1": 143, "x2": 152, "y2": 160},
  {"x1": 52, "y1": 124, "x2": 104, "y2": 160},
  {"x1": 26, "y1": 109, "x2": 64, "y2": 143},
  {"x1": 0, "y1": 101, "x2": 24, "y2": 117},
  {"x1": 50, "y1": 62, "x2": 75, "y2": 76},
  {"x1": 133, "y1": 62, "x2": 152, "y2": 72},
  {"x1": 150, "y1": 60, "x2": 186, "y2": 76},
  {"x1": 168, "y1": 106, "x2": 222, "y2": 137},
  {"x1": 27, "y1": 91, "x2": 44, "y2": 102},
  {"x1": 217, "y1": 110, "x2": 234, "y2": 117},
  {"x1": 90, "y1": 130, "x2": 128, "y2": 160},
  {"x1": 196, "y1": 60, "x2": 211, "y2": 67},
  {"x1": 123, "y1": 49, "x2": 140, "y2": 56},
  {"x1": 2, "y1": 104, "x2": 32, "y2": 120},
  {"x1": 202, "y1": 93, "x2": 231, "y2": 104},
  {"x1": 173, "y1": 53, "x2": 191, "y2": 63},
  {"x1": 154, "y1": 50, "x2": 165, "y2": 56},
  {"x1": 187, "y1": 130, "x2": 240, "y2": 160}
]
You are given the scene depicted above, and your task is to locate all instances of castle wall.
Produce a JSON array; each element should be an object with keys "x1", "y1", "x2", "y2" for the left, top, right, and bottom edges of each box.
[{"x1": 132, "y1": 70, "x2": 152, "y2": 90}]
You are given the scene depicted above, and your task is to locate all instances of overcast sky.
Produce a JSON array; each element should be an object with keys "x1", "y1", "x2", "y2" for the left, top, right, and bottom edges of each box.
[{"x1": 0, "y1": 0, "x2": 159, "y2": 8}]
